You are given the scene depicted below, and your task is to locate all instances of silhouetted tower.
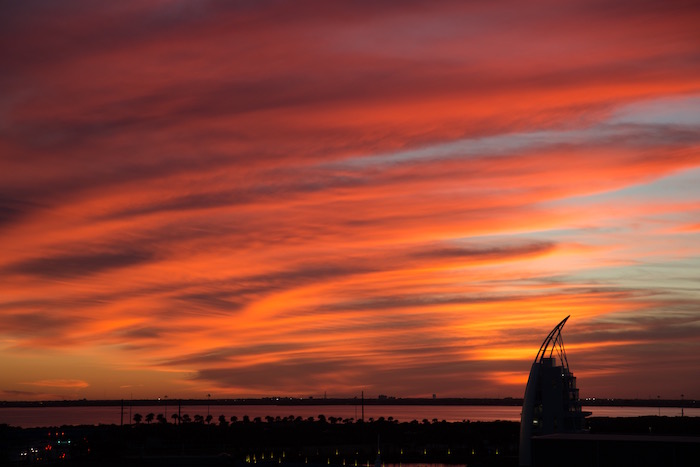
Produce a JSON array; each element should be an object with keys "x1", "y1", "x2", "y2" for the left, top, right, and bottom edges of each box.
[{"x1": 519, "y1": 316, "x2": 586, "y2": 466}]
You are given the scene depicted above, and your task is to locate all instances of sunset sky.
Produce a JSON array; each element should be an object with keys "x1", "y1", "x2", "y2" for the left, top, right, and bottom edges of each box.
[{"x1": 2, "y1": 0, "x2": 700, "y2": 402}]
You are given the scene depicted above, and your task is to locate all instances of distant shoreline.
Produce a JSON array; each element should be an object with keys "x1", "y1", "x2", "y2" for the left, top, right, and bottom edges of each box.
[{"x1": 1, "y1": 396, "x2": 695, "y2": 408}]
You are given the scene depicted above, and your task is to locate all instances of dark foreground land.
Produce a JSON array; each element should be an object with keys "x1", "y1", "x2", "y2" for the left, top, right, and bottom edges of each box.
[{"x1": 2, "y1": 416, "x2": 699, "y2": 467}]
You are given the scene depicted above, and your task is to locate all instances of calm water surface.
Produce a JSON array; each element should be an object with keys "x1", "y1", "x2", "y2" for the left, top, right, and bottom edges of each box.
[{"x1": 0, "y1": 404, "x2": 697, "y2": 428}]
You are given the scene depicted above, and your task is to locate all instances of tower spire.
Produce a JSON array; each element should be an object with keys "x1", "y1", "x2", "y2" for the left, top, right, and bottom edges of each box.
[{"x1": 519, "y1": 316, "x2": 586, "y2": 466}]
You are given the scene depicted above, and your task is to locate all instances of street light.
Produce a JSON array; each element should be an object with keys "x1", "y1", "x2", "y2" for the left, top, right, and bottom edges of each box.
[{"x1": 681, "y1": 394, "x2": 684, "y2": 417}]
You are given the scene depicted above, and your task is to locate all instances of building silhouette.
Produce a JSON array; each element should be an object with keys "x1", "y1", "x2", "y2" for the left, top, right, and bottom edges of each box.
[{"x1": 519, "y1": 316, "x2": 586, "y2": 466}]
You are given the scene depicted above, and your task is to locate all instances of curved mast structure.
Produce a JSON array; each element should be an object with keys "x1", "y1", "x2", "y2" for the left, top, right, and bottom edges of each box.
[{"x1": 534, "y1": 315, "x2": 570, "y2": 369}]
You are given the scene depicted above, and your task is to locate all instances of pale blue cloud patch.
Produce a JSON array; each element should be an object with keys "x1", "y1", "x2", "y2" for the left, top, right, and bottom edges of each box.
[
  {"x1": 328, "y1": 126, "x2": 624, "y2": 169},
  {"x1": 608, "y1": 94, "x2": 700, "y2": 126},
  {"x1": 560, "y1": 166, "x2": 700, "y2": 205},
  {"x1": 329, "y1": 94, "x2": 700, "y2": 171},
  {"x1": 567, "y1": 256, "x2": 700, "y2": 302}
]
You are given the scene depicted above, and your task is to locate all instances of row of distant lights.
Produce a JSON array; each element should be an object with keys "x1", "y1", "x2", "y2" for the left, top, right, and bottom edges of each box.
[
  {"x1": 244, "y1": 447, "x2": 492, "y2": 464},
  {"x1": 49, "y1": 431, "x2": 72, "y2": 445}
]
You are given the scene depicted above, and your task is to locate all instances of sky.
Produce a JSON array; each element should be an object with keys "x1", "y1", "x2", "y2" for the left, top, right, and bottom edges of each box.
[{"x1": 1, "y1": 0, "x2": 700, "y2": 402}]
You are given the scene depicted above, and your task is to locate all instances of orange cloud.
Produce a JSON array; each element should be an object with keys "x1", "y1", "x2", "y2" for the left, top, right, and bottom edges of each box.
[{"x1": 23, "y1": 379, "x2": 90, "y2": 389}]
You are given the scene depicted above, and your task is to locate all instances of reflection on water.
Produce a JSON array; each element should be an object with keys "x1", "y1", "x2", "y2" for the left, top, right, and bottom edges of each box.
[
  {"x1": 0, "y1": 405, "x2": 520, "y2": 428},
  {"x1": 0, "y1": 404, "x2": 697, "y2": 428}
]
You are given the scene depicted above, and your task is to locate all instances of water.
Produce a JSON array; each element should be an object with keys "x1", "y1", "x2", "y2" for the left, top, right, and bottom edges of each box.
[
  {"x1": 0, "y1": 404, "x2": 697, "y2": 428},
  {"x1": 0, "y1": 405, "x2": 518, "y2": 428}
]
